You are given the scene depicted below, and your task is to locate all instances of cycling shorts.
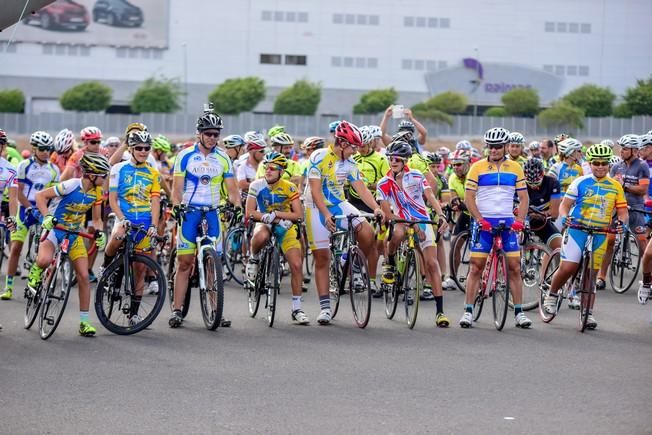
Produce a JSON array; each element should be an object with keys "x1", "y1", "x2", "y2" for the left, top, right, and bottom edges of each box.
[
  {"x1": 532, "y1": 221, "x2": 562, "y2": 247},
  {"x1": 110, "y1": 218, "x2": 153, "y2": 252},
  {"x1": 177, "y1": 207, "x2": 222, "y2": 256},
  {"x1": 254, "y1": 223, "x2": 301, "y2": 253},
  {"x1": 349, "y1": 196, "x2": 387, "y2": 241},
  {"x1": 629, "y1": 210, "x2": 647, "y2": 237},
  {"x1": 394, "y1": 222, "x2": 436, "y2": 250},
  {"x1": 470, "y1": 217, "x2": 520, "y2": 258},
  {"x1": 11, "y1": 206, "x2": 41, "y2": 243},
  {"x1": 43, "y1": 229, "x2": 88, "y2": 261},
  {"x1": 561, "y1": 227, "x2": 607, "y2": 270},
  {"x1": 305, "y1": 201, "x2": 364, "y2": 251}
]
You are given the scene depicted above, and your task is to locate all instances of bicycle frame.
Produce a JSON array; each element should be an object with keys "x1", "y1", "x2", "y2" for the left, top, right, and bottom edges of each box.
[
  {"x1": 187, "y1": 205, "x2": 221, "y2": 293},
  {"x1": 479, "y1": 225, "x2": 506, "y2": 299}
]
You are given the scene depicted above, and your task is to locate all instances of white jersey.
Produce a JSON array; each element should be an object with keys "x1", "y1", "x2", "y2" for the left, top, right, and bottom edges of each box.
[
  {"x1": 16, "y1": 158, "x2": 60, "y2": 203},
  {"x1": 0, "y1": 157, "x2": 18, "y2": 194}
]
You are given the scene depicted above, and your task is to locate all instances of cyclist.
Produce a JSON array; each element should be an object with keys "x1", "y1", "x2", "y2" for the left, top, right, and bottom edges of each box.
[
  {"x1": 222, "y1": 134, "x2": 246, "y2": 173},
  {"x1": 447, "y1": 150, "x2": 472, "y2": 235},
  {"x1": 151, "y1": 135, "x2": 174, "y2": 191},
  {"x1": 108, "y1": 123, "x2": 148, "y2": 167},
  {"x1": 529, "y1": 141, "x2": 542, "y2": 159},
  {"x1": 237, "y1": 137, "x2": 266, "y2": 194},
  {"x1": 51, "y1": 129, "x2": 75, "y2": 173},
  {"x1": 169, "y1": 108, "x2": 241, "y2": 328},
  {"x1": 507, "y1": 132, "x2": 527, "y2": 166},
  {"x1": 61, "y1": 127, "x2": 106, "y2": 180},
  {"x1": 245, "y1": 152, "x2": 308, "y2": 324},
  {"x1": 304, "y1": 120, "x2": 384, "y2": 325},
  {"x1": 1, "y1": 131, "x2": 59, "y2": 301},
  {"x1": 548, "y1": 138, "x2": 584, "y2": 193},
  {"x1": 638, "y1": 134, "x2": 652, "y2": 198},
  {"x1": 542, "y1": 143, "x2": 628, "y2": 329},
  {"x1": 540, "y1": 139, "x2": 557, "y2": 170},
  {"x1": 101, "y1": 131, "x2": 161, "y2": 324},
  {"x1": 377, "y1": 141, "x2": 449, "y2": 327},
  {"x1": 523, "y1": 158, "x2": 562, "y2": 251},
  {"x1": 29, "y1": 152, "x2": 109, "y2": 337},
  {"x1": 460, "y1": 127, "x2": 531, "y2": 329},
  {"x1": 597, "y1": 134, "x2": 649, "y2": 290},
  {"x1": 103, "y1": 136, "x2": 122, "y2": 159},
  {"x1": 298, "y1": 136, "x2": 325, "y2": 190},
  {"x1": 380, "y1": 106, "x2": 427, "y2": 148},
  {"x1": 0, "y1": 129, "x2": 18, "y2": 242},
  {"x1": 256, "y1": 133, "x2": 303, "y2": 187}
]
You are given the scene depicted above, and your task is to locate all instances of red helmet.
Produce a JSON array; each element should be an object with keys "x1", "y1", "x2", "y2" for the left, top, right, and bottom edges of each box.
[
  {"x1": 246, "y1": 138, "x2": 266, "y2": 151},
  {"x1": 80, "y1": 126, "x2": 102, "y2": 141},
  {"x1": 335, "y1": 120, "x2": 363, "y2": 147}
]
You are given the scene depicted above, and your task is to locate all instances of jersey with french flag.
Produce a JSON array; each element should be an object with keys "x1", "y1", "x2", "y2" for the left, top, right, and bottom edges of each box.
[{"x1": 376, "y1": 167, "x2": 431, "y2": 220}]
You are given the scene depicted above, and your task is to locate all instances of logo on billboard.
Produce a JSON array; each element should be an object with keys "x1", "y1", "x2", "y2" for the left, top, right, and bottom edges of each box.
[{"x1": 463, "y1": 57, "x2": 532, "y2": 94}]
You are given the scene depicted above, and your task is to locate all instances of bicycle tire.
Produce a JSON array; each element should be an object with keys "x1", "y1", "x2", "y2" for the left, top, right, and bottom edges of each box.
[
  {"x1": 0, "y1": 226, "x2": 6, "y2": 273},
  {"x1": 199, "y1": 248, "x2": 224, "y2": 330},
  {"x1": 38, "y1": 257, "x2": 73, "y2": 340},
  {"x1": 167, "y1": 248, "x2": 191, "y2": 318},
  {"x1": 384, "y1": 278, "x2": 399, "y2": 320},
  {"x1": 538, "y1": 249, "x2": 561, "y2": 323},
  {"x1": 95, "y1": 254, "x2": 166, "y2": 335},
  {"x1": 223, "y1": 227, "x2": 246, "y2": 286},
  {"x1": 25, "y1": 279, "x2": 46, "y2": 330},
  {"x1": 510, "y1": 241, "x2": 550, "y2": 311},
  {"x1": 329, "y1": 248, "x2": 342, "y2": 319},
  {"x1": 348, "y1": 246, "x2": 371, "y2": 328},
  {"x1": 472, "y1": 293, "x2": 484, "y2": 322},
  {"x1": 248, "y1": 249, "x2": 265, "y2": 317},
  {"x1": 609, "y1": 229, "x2": 641, "y2": 294},
  {"x1": 492, "y1": 251, "x2": 509, "y2": 331},
  {"x1": 403, "y1": 250, "x2": 421, "y2": 329},
  {"x1": 579, "y1": 252, "x2": 596, "y2": 333},
  {"x1": 266, "y1": 245, "x2": 280, "y2": 327},
  {"x1": 449, "y1": 230, "x2": 470, "y2": 293}
]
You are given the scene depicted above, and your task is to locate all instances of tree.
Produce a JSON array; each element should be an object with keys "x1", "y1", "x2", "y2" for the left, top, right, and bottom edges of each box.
[
  {"x1": 562, "y1": 84, "x2": 615, "y2": 117},
  {"x1": 410, "y1": 102, "x2": 453, "y2": 125},
  {"x1": 60, "y1": 81, "x2": 112, "y2": 112},
  {"x1": 538, "y1": 101, "x2": 585, "y2": 130},
  {"x1": 273, "y1": 80, "x2": 321, "y2": 115},
  {"x1": 623, "y1": 76, "x2": 652, "y2": 115},
  {"x1": 484, "y1": 107, "x2": 506, "y2": 117},
  {"x1": 0, "y1": 89, "x2": 25, "y2": 113},
  {"x1": 130, "y1": 77, "x2": 182, "y2": 113},
  {"x1": 353, "y1": 88, "x2": 397, "y2": 114},
  {"x1": 501, "y1": 87, "x2": 539, "y2": 117},
  {"x1": 208, "y1": 77, "x2": 266, "y2": 115},
  {"x1": 612, "y1": 103, "x2": 633, "y2": 118},
  {"x1": 427, "y1": 91, "x2": 468, "y2": 114}
]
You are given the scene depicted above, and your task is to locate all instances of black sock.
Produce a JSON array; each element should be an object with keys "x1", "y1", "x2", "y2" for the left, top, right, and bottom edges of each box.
[
  {"x1": 434, "y1": 295, "x2": 443, "y2": 314},
  {"x1": 644, "y1": 273, "x2": 652, "y2": 285},
  {"x1": 387, "y1": 254, "x2": 396, "y2": 266}
]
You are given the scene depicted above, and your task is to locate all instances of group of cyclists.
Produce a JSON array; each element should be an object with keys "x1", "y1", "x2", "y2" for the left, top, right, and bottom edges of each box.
[{"x1": 0, "y1": 101, "x2": 651, "y2": 335}]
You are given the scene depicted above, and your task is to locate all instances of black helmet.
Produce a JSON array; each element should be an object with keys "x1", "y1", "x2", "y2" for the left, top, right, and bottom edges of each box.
[
  {"x1": 523, "y1": 158, "x2": 545, "y2": 185},
  {"x1": 196, "y1": 112, "x2": 224, "y2": 132},
  {"x1": 425, "y1": 151, "x2": 442, "y2": 165},
  {"x1": 398, "y1": 120, "x2": 416, "y2": 132},
  {"x1": 386, "y1": 140, "x2": 413, "y2": 159}
]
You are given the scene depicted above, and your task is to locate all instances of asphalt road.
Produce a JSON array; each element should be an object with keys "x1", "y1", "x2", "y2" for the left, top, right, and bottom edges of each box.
[{"x1": 1, "y1": 273, "x2": 651, "y2": 434}]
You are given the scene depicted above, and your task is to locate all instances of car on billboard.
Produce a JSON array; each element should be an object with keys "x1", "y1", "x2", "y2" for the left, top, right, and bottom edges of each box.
[
  {"x1": 23, "y1": 0, "x2": 89, "y2": 31},
  {"x1": 92, "y1": 0, "x2": 144, "y2": 27}
]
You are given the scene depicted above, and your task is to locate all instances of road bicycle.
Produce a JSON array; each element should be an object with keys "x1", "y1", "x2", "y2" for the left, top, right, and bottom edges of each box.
[
  {"x1": 95, "y1": 223, "x2": 167, "y2": 335},
  {"x1": 22, "y1": 209, "x2": 42, "y2": 279},
  {"x1": 449, "y1": 229, "x2": 471, "y2": 292},
  {"x1": 607, "y1": 206, "x2": 643, "y2": 294},
  {"x1": 222, "y1": 205, "x2": 247, "y2": 286}
]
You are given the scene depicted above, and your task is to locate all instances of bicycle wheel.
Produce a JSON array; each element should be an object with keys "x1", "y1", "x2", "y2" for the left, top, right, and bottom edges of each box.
[
  {"x1": 0, "y1": 226, "x2": 6, "y2": 273},
  {"x1": 95, "y1": 254, "x2": 166, "y2": 335},
  {"x1": 510, "y1": 241, "x2": 550, "y2": 311},
  {"x1": 449, "y1": 231, "x2": 470, "y2": 293},
  {"x1": 25, "y1": 278, "x2": 46, "y2": 330},
  {"x1": 167, "y1": 248, "x2": 191, "y2": 318},
  {"x1": 329, "y1": 250, "x2": 342, "y2": 319},
  {"x1": 579, "y1": 254, "x2": 596, "y2": 332},
  {"x1": 199, "y1": 248, "x2": 224, "y2": 330},
  {"x1": 472, "y1": 292, "x2": 484, "y2": 322},
  {"x1": 22, "y1": 227, "x2": 37, "y2": 274},
  {"x1": 223, "y1": 226, "x2": 246, "y2": 286},
  {"x1": 348, "y1": 246, "x2": 371, "y2": 328},
  {"x1": 383, "y1": 279, "x2": 399, "y2": 320},
  {"x1": 265, "y1": 246, "x2": 280, "y2": 327},
  {"x1": 403, "y1": 250, "x2": 421, "y2": 329},
  {"x1": 492, "y1": 251, "x2": 509, "y2": 331},
  {"x1": 538, "y1": 249, "x2": 561, "y2": 323},
  {"x1": 38, "y1": 257, "x2": 73, "y2": 339},
  {"x1": 248, "y1": 250, "x2": 265, "y2": 317},
  {"x1": 609, "y1": 230, "x2": 641, "y2": 294}
]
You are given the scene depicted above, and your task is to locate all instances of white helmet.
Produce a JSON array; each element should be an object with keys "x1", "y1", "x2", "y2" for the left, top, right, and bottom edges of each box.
[
  {"x1": 30, "y1": 131, "x2": 54, "y2": 149},
  {"x1": 484, "y1": 127, "x2": 511, "y2": 146},
  {"x1": 455, "y1": 140, "x2": 473, "y2": 151},
  {"x1": 557, "y1": 138, "x2": 582, "y2": 157},
  {"x1": 367, "y1": 125, "x2": 382, "y2": 139},
  {"x1": 600, "y1": 139, "x2": 615, "y2": 148},
  {"x1": 617, "y1": 134, "x2": 640, "y2": 149},
  {"x1": 437, "y1": 146, "x2": 451, "y2": 157},
  {"x1": 359, "y1": 126, "x2": 374, "y2": 145},
  {"x1": 54, "y1": 128, "x2": 75, "y2": 154},
  {"x1": 509, "y1": 132, "x2": 525, "y2": 145},
  {"x1": 639, "y1": 134, "x2": 652, "y2": 147},
  {"x1": 243, "y1": 130, "x2": 264, "y2": 143},
  {"x1": 528, "y1": 141, "x2": 540, "y2": 150},
  {"x1": 609, "y1": 155, "x2": 623, "y2": 166}
]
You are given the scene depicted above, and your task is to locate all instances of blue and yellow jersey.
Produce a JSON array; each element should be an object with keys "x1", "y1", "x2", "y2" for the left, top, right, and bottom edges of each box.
[
  {"x1": 305, "y1": 146, "x2": 361, "y2": 207},
  {"x1": 248, "y1": 178, "x2": 299, "y2": 214},
  {"x1": 565, "y1": 175, "x2": 627, "y2": 228},
  {"x1": 465, "y1": 158, "x2": 526, "y2": 219},
  {"x1": 48, "y1": 179, "x2": 102, "y2": 231},
  {"x1": 548, "y1": 161, "x2": 583, "y2": 193},
  {"x1": 16, "y1": 158, "x2": 60, "y2": 203},
  {"x1": 109, "y1": 160, "x2": 161, "y2": 222},
  {"x1": 173, "y1": 143, "x2": 233, "y2": 207}
]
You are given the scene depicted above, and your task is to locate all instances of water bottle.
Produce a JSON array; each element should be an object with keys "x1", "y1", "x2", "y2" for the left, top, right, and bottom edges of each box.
[{"x1": 340, "y1": 251, "x2": 348, "y2": 268}]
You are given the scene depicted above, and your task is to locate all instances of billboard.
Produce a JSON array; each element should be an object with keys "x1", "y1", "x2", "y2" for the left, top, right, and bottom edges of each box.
[{"x1": 0, "y1": 0, "x2": 168, "y2": 48}]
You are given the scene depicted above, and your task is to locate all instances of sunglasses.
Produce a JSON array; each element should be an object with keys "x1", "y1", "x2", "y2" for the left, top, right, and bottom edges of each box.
[
  {"x1": 0, "y1": 139, "x2": 6, "y2": 145},
  {"x1": 203, "y1": 132, "x2": 220, "y2": 138},
  {"x1": 88, "y1": 140, "x2": 101, "y2": 145},
  {"x1": 86, "y1": 173, "x2": 107, "y2": 179},
  {"x1": 452, "y1": 163, "x2": 465, "y2": 167},
  {"x1": 488, "y1": 144, "x2": 505, "y2": 150},
  {"x1": 273, "y1": 143, "x2": 292, "y2": 148},
  {"x1": 107, "y1": 143, "x2": 120, "y2": 148},
  {"x1": 133, "y1": 146, "x2": 151, "y2": 152},
  {"x1": 590, "y1": 160, "x2": 609, "y2": 167},
  {"x1": 265, "y1": 164, "x2": 283, "y2": 171},
  {"x1": 37, "y1": 146, "x2": 53, "y2": 152},
  {"x1": 389, "y1": 156, "x2": 406, "y2": 163}
]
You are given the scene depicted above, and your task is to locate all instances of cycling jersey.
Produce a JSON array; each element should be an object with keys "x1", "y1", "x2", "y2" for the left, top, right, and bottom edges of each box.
[
  {"x1": 0, "y1": 157, "x2": 17, "y2": 193},
  {"x1": 349, "y1": 151, "x2": 389, "y2": 200},
  {"x1": 236, "y1": 160, "x2": 258, "y2": 184},
  {"x1": 109, "y1": 160, "x2": 161, "y2": 222},
  {"x1": 508, "y1": 155, "x2": 527, "y2": 167},
  {"x1": 49, "y1": 152, "x2": 68, "y2": 173},
  {"x1": 255, "y1": 158, "x2": 302, "y2": 181},
  {"x1": 527, "y1": 175, "x2": 561, "y2": 213},
  {"x1": 173, "y1": 143, "x2": 233, "y2": 207},
  {"x1": 465, "y1": 158, "x2": 526, "y2": 219},
  {"x1": 5, "y1": 147, "x2": 23, "y2": 166},
  {"x1": 542, "y1": 155, "x2": 558, "y2": 170},
  {"x1": 48, "y1": 178, "x2": 103, "y2": 232},
  {"x1": 610, "y1": 158, "x2": 649, "y2": 210},
  {"x1": 565, "y1": 175, "x2": 626, "y2": 228},
  {"x1": 548, "y1": 161, "x2": 583, "y2": 193},
  {"x1": 433, "y1": 173, "x2": 449, "y2": 201},
  {"x1": 448, "y1": 173, "x2": 466, "y2": 200},
  {"x1": 16, "y1": 158, "x2": 60, "y2": 203},
  {"x1": 305, "y1": 146, "x2": 361, "y2": 208},
  {"x1": 407, "y1": 153, "x2": 429, "y2": 175}
]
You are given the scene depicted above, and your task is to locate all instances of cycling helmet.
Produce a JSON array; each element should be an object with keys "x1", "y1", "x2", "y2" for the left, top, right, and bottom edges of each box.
[
  {"x1": 196, "y1": 112, "x2": 223, "y2": 132},
  {"x1": 54, "y1": 129, "x2": 75, "y2": 153},
  {"x1": 302, "y1": 136, "x2": 325, "y2": 150},
  {"x1": 523, "y1": 158, "x2": 545, "y2": 185},
  {"x1": 553, "y1": 133, "x2": 570, "y2": 146},
  {"x1": 367, "y1": 125, "x2": 382, "y2": 139},
  {"x1": 528, "y1": 141, "x2": 540, "y2": 151},
  {"x1": 509, "y1": 132, "x2": 525, "y2": 145},
  {"x1": 609, "y1": 155, "x2": 623, "y2": 166},
  {"x1": 127, "y1": 130, "x2": 152, "y2": 147},
  {"x1": 0, "y1": 129, "x2": 7, "y2": 141},
  {"x1": 397, "y1": 120, "x2": 416, "y2": 132},
  {"x1": 270, "y1": 132, "x2": 294, "y2": 146},
  {"x1": 152, "y1": 135, "x2": 171, "y2": 153},
  {"x1": 359, "y1": 126, "x2": 373, "y2": 145},
  {"x1": 437, "y1": 146, "x2": 451, "y2": 157},
  {"x1": 262, "y1": 151, "x2": 288, "y2": 169},
  {"x1": 484, "y1": 127, "x2": 511, "y2": 146},
  {"x1": 639, "y1": 134, "x2": 652, "y2": 147},
  {"x1": 392, "y1": 130, "x2": 413, "y2": 143},
  {"x1": 267, "y1": 125, "x2": 286, "y2": 139},
  {"x1": 104, "y1": 137, "x2": 121, "y2": 147},
  {"x1": 80, "y1": 126, "x2": 102, "y2": 141},
  {"x1": 335, "y1": 120, "x2": 363, "y2": 147},
  {"x1": 80, "y1": 152, "x2": 110, "y2": 175},
  {"x1": 243, "y1": 130, "x2": 264, "y2": 143},
  {"x1": 455, "y1": 140, "x2": 473, "y2": 151},
  {"x1": 30, "y1": 131, "x2": 54, "y2": 149},
  {"x1": 328, "y1": 120, "x2": 341, "y2": 133},
  {"x1": 386, "y1": 140, "x2": 413, "y2": 159},
  {"x1": 222, "y1": 135, "x2": 246, "y2": 149},
  {"x1": 246, "y1": 137, "x2": 266, "y2": 151},
  {"x1": 450, "y1": 150, "x2": 471, "y2": 163},
  {"x1": 424, "y1": 151, "x2": 441, "y2": 165},
  {"x1": 124, "y1": 122, "x2": 147, "y2": 137},
  {"x1": 585, "y1": 143, "x2": 613, "y2": 161},
  {"x1": 557, "y1": 138, "x2": 583, "y2": 157},
  {"x1": 471, "y1": 148, "x2": 482, "y2": 159},
  {"x1": 600, "y1": 139, "x2": 615, "y2": 148},
  {"x1": 22, "y1": 150, "x2": 31, "y2": 158},
  {"x1": 617, "y1": 134, "x2": 640, "y2": 149}
]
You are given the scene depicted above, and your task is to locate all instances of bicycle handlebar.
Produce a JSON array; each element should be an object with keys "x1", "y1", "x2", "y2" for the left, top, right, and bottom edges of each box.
[{"x1": 566, "y1": 223, "x2": 618, "y2": 234}]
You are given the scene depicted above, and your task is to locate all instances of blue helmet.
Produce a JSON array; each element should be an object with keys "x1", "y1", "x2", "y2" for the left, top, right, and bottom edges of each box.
[{"x1": 329, "y1": 121, "x2": 341, "y2": 133}]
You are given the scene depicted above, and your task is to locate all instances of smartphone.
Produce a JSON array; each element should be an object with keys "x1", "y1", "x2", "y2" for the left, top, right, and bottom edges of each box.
[{"x1": 392, "y1": 104, "x2": 405, "y2": 119}]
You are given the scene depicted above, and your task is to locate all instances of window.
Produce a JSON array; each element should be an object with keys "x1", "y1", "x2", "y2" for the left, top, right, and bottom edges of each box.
[
  {"x1": 285, "y1": 11, "x2": 295, "y2": 22},
  {"x1": 260, "y1": 53, "x2": 282, "y2": 64},
  {"x1": 116, "y1": 47, "x2": 127, "y2": 58},
  {"x1": 43, "y1": 44, "x2": 53, "y2": 55},
  {"x1": 331, "y1": 56, "x2": 341, "y2": 67},
  {"x1": 427, "y1": 60, "x2": 437, "y2": 71},
  {"x1": 298, "y1": 12, "x2": 308, "y2": 22},
  {"x1": 555, "y1": 65, "x2": 565, "y2": 75},
  {"x1": 416, "y1": 16, "x2": 426, "y2": 27},
  {"x1": 414, "y1": 59, "x2": 425, "y2": 70},
  {"x1": 579, "y1": 65, "x2": 589, "y2": 76},
  {"x1": 544, "y1": 21, "x2": 554, "y2": 32},
  {"x1": 357, "y1": 14, "x2": 367, "y2": 25},
  {"x1": 333, "y1": 13, "x2": 343, "y2": 24},
  {"x1": 274, "y1": 11, "x2": 283, "y2": 21},
  {"x1": 343, "y1": 57, "x2": 353, "y2": 67},
  {"x1": 152, "y1": 49, "x2": 162, "y2": 59},
  {"x1": 128, "y1": 48, "x2": 138, "y2": 58},
  {"x1": 440, "y1": 17, "x2": 450, "y2": 28},
  {"x1": 428, "y1": 17, "x2": 438, "y2": 28},
  {"x1": 261, "y1": 10, "x2": 272, "y2": 21},
  {"x1": 142, "y1": 48, "x2": 151, "y2": 59},
  {"x1": 55, "y1": 45, "x2": 65, "y2": 55},
  {"x1": 68, "y1": 45, "x2": 78, "y2": 55},
  {"x1": 355, "y1": 57, "x2": 365, "y2": 67},
  {"x1": 367, "y1": 58, "x2": 378, "y2": 68},
  {"x1": 557, "y1": 22, "x2": 567, "y2": 32},
  {"x1": 402, "y1": 59, "x2": 413, "y2": 70},
  {"x1": 345, "y1": 14, "x2": 355, "y2": 24},
  {"x1": 404, "y1": 16, "x2": 414, "y2": 27},
  {"x1": 543, "y1": 64, "x2": 553, "y2": 73},
  {"x1": 566, "y1": 65, "x2": 577, "y2": 75},
  {"x1": 369, "y1": 15, "x2": 379, "y2": 25},
  {"x1": 569, "y1": 22, "x2": 578, "y2": 33},
  {"x1": 581, "y1": 23, "x2": 591, "y2": 33},
  {"x1": 80, "y1": 46, "x2": 90, "y2": 56},
  {"x1": 285, "y1": 55, "x2": 307, "y2": 65},
  {"x1": 438, "y1": 60, "x2": 448, "y2": 69}
]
